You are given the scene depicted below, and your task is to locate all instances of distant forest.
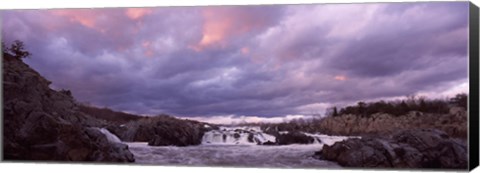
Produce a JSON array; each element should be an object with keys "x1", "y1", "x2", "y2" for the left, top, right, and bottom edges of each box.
[{"x1": 326, "y1": 93, "x2": 468, "y2": 117}]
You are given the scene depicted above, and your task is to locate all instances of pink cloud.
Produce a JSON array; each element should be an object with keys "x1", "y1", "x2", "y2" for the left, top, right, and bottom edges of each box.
[
  {"x1": 142, "y1": 40, "x2": 154, "y2": 57},
  {"x1": 191, "y1": 9, "x2": 233, "y2": 51},
  {"x1": 191, "y1": 7, "x2": 276, "y2": 51},
  {"x1": 334, "y1": 75, "x2": 347, "y2": 81},
  {"x1": 142, "y1": 40, "x2": 151, "y2": 48},
  {"x1": 126, "y1": 8, "x2": 153, "y2": 20},
  {"x1": 50, "y1": 9, "x2": 98, "y2": 30},
  {"x1": 240, "y1": 47, "x2": 250, "y2": 55},
  {"x1": 45, "y1": 9, "x2": 142, "y2": 56}
]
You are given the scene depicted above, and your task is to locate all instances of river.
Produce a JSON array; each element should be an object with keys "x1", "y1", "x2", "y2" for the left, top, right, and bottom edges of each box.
[
  {"x1": 126, "y1": 142, "x2": 341, "y2": 168},
  {"x1": 100, "y1": 126, "x2": 349, "y2": 168}
]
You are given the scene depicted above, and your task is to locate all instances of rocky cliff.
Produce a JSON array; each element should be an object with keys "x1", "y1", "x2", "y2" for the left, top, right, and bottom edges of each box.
[{"x1": 3, "y1": 53, "x2": 134, "y2": 162}]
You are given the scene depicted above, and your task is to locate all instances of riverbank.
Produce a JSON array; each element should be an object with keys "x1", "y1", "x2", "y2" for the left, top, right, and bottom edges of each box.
[{"x1": 257, "y1": 108, "x2": 467, "y2": 141}]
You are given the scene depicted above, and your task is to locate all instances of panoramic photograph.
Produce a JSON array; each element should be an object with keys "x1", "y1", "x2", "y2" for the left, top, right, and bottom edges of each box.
[{"x1": 2, "y1": 1, "x2": 470, "y2": 170}]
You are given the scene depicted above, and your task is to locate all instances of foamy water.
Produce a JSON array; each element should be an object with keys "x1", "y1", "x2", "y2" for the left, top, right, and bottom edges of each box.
[
  {"x1": 126, "y1": 142, "x2": 341, "y2": 168},
  {"x1": 119, "y1": 126, "x2": 351, "y2": 168},
  {"x1": 98, "y1": 128, "x2": 122, "y2": 143},
  {"x1": 201, "y1": 126, "x2": 276, "y2": 145}
]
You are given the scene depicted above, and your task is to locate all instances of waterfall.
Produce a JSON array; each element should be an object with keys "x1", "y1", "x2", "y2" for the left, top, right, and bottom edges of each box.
[
  {"x1": 303, "y1": 132, "x2": 352, "y2": 146},
  {"x1": 98, "y1": 128, "x2": 122, "y2": 143},
  {"x1": 201, "y1": 126, "x2": 276, "y2": 145}
]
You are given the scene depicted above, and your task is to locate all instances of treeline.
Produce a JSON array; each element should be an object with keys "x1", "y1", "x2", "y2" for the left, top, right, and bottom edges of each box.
[{"x1": 326, "y1": 93, "x2": 468, "y2": 117}]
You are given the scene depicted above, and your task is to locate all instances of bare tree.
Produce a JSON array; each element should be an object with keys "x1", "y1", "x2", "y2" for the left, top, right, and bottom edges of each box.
[{"x1": 3, "y1": 40, "x2": 31, "y2": 59}]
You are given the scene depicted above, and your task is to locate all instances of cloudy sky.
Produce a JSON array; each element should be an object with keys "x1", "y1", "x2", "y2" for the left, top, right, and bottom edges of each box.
[{"x1": 1, "y1": 2, "x2": 469, "y2": 120}]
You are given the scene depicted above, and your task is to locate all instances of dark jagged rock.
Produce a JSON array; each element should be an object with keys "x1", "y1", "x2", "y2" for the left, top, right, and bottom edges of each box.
[
  {"x1": 275, "y1": 132, "x2": 315, "y2": 145},
  {"x1": 3, "y1": 53, "x2": 134, "y2": 162},
  {"x1": 262, "y1": 141, "x2": 276, "y2": 145},
  {"x1": 317, "y1": 129, "x2": 467, "y2": 169},
  {"x1": 392, "y1": 129, "x2": 467, "y2": 168},
  {"x1": 247, "y1": 133, "x2": 255, "y2": 143},
  {"x1": 105, "y1": 114, "x2": 213, "y2": 147},
  {"x1": 320, "y1": 137, "x2": 394, "y2": 168},
  {"x1": 106, "y1": 116, "x2": 217, "y2": 147},
  {"x1": 148, "y1": 135, "x2": 173, "y2": 146},
  {"x1": 147, "y1": 121, "x2": 205, "y2": 146},
  {"x1": 233, "y1": 133, "x2": 241, "y2": 139}
]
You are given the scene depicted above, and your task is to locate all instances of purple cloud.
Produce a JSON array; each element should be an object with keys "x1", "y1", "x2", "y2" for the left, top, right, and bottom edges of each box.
[{"x1": 1, "y1": 2, "x2": 469, "y2": 117}]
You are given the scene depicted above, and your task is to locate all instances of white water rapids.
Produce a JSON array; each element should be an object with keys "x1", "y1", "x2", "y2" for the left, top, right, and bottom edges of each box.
[
  {"x1": 201, "y1": 126, "x2": 277, "y2": 145},
  {"x1": 126, "y1": 142, "x2": 341, "y2": 168},
  {"x1": 99, "y1": 126, "x2": 351, "y2": 168},
  {"x1": 98, "y1": 128, "x2": 122, "y2": 143}
]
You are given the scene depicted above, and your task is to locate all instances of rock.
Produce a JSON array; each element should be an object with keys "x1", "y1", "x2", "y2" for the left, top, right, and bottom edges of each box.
[
  {"x1": 222, "y1": 134, "x2": 227, "y2": 142},
  {"x1": 275, "y1": 132, "x2": 315, "y2": 145},
  {"x1": 132, "y1": 116, "x2": 208, "y2": 146},
  {"x1": 233, "y1": 133, "x2": 241, "y2": 139},
  {"x1": 262, "y1": 141, "x2": 276, "y2": 145},
  {"x1": 134, "y1": 125, "x2": 157, "y2": 142},
  {"x1": 104, "y1": 115, "x2": 214, "y2": 147},
  {"x1": 148, "y1": 135, "x2": 172, "y2": 146},
  {"x1": 62, "y1": 127, "x2": 135, "y2": 162},
  {"x1": 247, "y1": 133, "x2": 255, "y2": 143},
  {"x1": 3, "y1": 53, "x2": 134, "y2": 162},
  {"x1": 321, "y1": 137, "x2": 393, "y2": 167},
  {"x1": 392, "y1": 129, "x2": 467, "y2": 168},
  {"x1": 317, "y1": 129, "x2": 467, "y2": 169}
]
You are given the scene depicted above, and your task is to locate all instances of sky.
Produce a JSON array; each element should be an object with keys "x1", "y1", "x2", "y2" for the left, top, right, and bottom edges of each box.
[{"x1": 1, "y1": 2, "x2": 470, "y2": 122}]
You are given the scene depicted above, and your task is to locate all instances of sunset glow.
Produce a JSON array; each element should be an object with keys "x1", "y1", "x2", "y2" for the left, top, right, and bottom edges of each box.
[
  {"x1": 334, "y1": 75, "x2": 347, "y2": 81},
  {"x1": 126, "y1": 8, "x2": 152, "y2": 20},
  {"x1": 51, "y1": 10, "x2": 97, "y2": 29}
]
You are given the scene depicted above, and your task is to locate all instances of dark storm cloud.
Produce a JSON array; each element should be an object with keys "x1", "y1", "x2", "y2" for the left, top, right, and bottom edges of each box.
[{"x1": 1, "y1": 2, "x2": 469, "y2": 118}]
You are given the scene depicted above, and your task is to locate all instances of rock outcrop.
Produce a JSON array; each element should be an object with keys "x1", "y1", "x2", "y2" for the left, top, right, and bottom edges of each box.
[
  {"x1": 106, "y1": 115, "x2": 214, "y2": 146},
  {"x1": 318, "y1": 129, "x2": 467, "y2": 169},
  {"x1": 316, "y1": 111, "x2": 467, "y2": 139},
  {"x1": 274, "y1": 132, "x2": 315, "y2": 145},
  {"x1": 3, "y1": 54, "x2": 134, "y2": 162},
  {"x1": 146, "y1": 118, "x2": 209, "y2": 146}
]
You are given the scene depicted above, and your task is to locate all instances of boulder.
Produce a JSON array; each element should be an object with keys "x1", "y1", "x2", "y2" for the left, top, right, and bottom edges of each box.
[
  {"x1": 262, "y1": 141, "x2": 276, "y2": 145},
  {"x1": 148, "y1": 135, "x2": 173, "y2": 146},
  {"x1": 318, "y1": 129, "x2": 467, "y2": 169},
  {"x1": 139, "y1": 117, "x2": 208, "y2": 146},
  {"x1": 275, "y1": 132, "x2": 315, "y2": 145},
  {"x1": 247, "y1": 133, "x2": 255, "y2": 143},
  {"x1": 392, "y1": 129, "x2": 467, "y2": 168},
  {"x1": 103, "y1": 115, "x2": 215, "y2": 146},
  {"x1": 321, "y1": 138, "x2": 395, "y2": 168},
  {"x1": 233, "y1": 133, "x2": 241, "y2": 139}
]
